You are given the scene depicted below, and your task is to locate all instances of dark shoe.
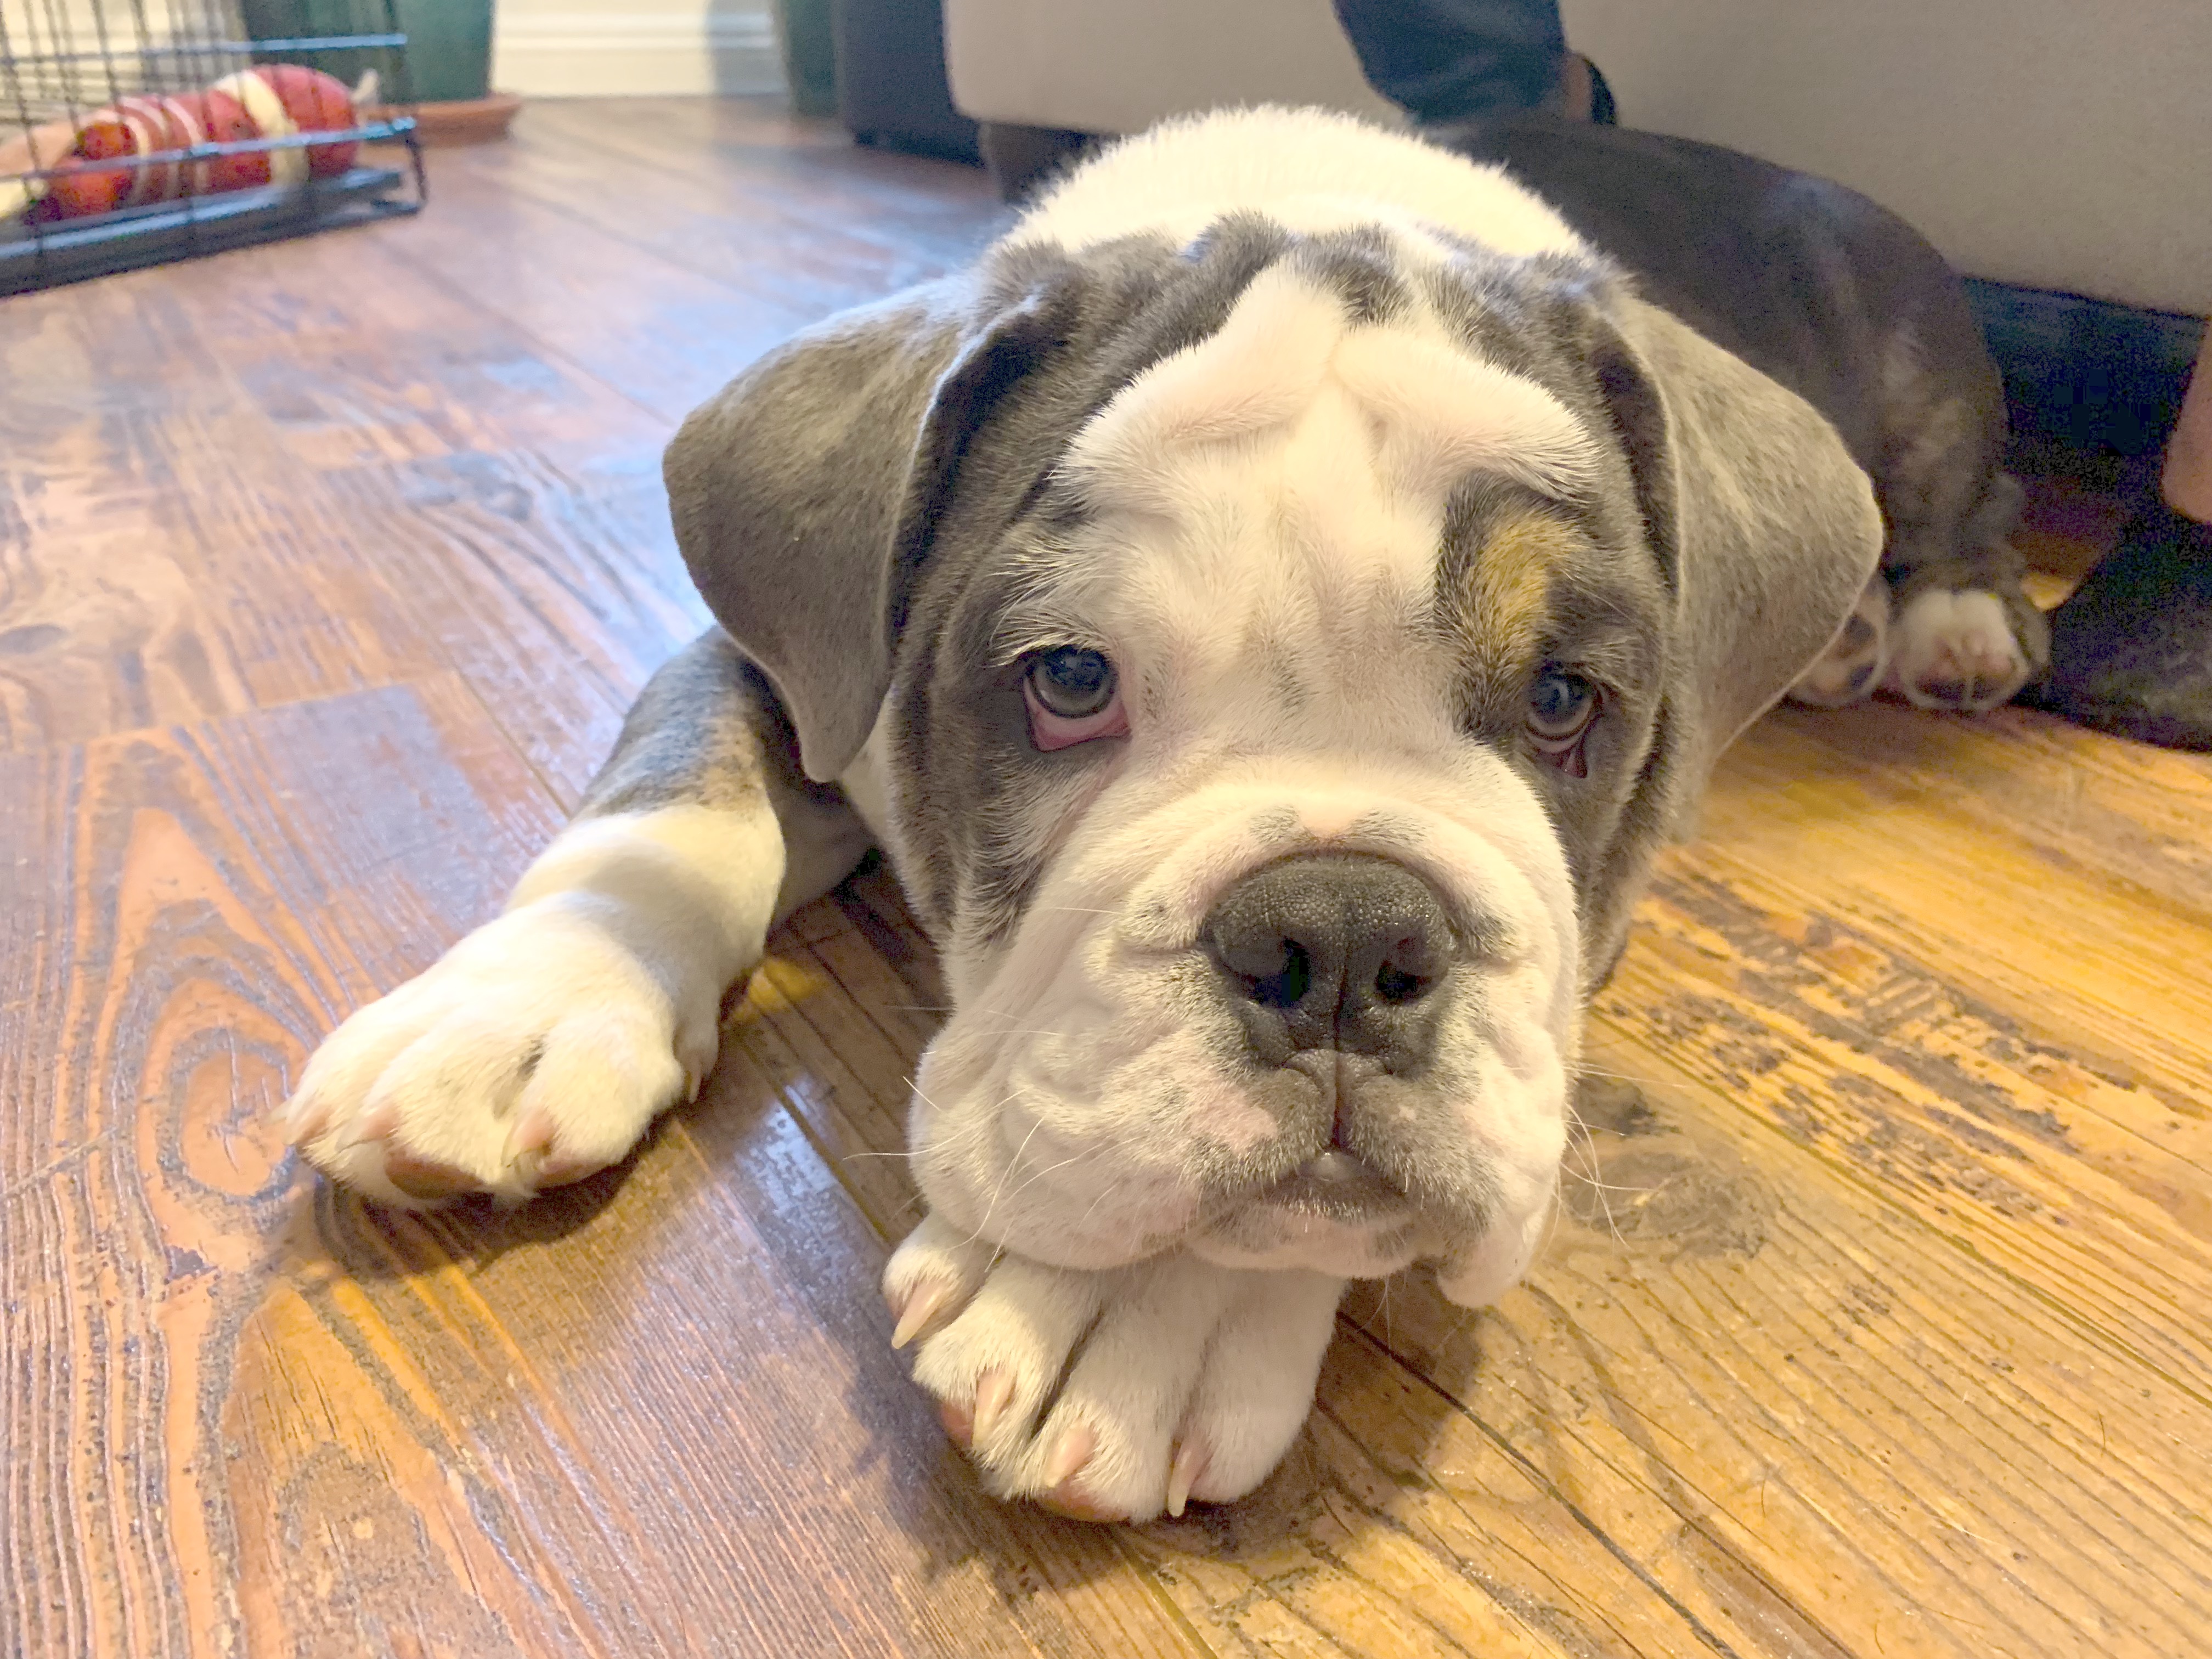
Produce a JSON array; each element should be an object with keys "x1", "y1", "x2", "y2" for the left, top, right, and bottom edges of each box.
[{"x1": 2019, "y1": 496, "x2": 2212, "y2": 750}]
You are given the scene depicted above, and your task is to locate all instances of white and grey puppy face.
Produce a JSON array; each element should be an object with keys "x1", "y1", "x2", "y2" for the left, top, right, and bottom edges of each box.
[{"x1": 879, "y1": 227, "x2": 1673, "y2": 1303}]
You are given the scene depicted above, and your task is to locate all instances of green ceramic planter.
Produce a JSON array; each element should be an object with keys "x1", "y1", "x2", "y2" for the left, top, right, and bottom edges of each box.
[
  {"x1": 239, "y1": 0, "x2": 494, "y2": 105},
  {"x1": 775, "y1": 0, "x2": 838, "y2": 117}
]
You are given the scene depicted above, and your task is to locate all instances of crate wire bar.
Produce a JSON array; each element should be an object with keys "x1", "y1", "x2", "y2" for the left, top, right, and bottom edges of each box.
[{"x1": 1, "y1": 0, "x2": 424, "y2": 294}]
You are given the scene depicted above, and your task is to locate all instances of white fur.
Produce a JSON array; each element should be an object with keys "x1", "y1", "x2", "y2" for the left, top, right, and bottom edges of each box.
[
  {"x1": 1011, "y1": 105, "x2": 1585, "y2": 262},
  {"x1": 1066, "y1": 264, "x2": 1599, "y2": 518},
  {"x1": 1883, "y1": 588, "x2": 2032, "y2": 711},
  {"x1": 1034, "y1": 110, "x2": 1599, "y2": 517},
  {"x1": 906, "y1": 750, "x2": 1577, "y2": 1282},
  {"x1": 284, "y1": 803, "x2": 782, "y2": 1206}
]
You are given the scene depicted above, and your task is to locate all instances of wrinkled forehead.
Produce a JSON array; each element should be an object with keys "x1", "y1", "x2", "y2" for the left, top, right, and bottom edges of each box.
[{"x1": 1004, "y1": 251, "x2": 1607, "y2": 709}]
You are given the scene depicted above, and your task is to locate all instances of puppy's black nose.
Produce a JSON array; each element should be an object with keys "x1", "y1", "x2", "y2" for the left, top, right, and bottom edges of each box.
[{"x1": 1203, "y1": 853, "x2": 1453, "y2": 1065}]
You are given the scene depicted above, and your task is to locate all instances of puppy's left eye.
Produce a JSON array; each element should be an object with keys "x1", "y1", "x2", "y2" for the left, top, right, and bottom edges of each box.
[
  {"x1": 1527, "y1": 666, "x2": 1599, "y2": 775},
  {"x1": 1024, "y1": 647, "x2": 1128, "y2": 751}
]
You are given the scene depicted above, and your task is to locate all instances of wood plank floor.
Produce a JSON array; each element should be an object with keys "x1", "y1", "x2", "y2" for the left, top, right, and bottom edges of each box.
[{"x1": 3, "y1": 97, "x2": 2207, "y2": 1659}]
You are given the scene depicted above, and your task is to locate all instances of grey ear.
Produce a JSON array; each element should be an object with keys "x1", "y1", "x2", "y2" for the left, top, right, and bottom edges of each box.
[
  {"x1": 664, "y1": 268, "x2": 1084, "y2": 781},
  {"x1": 1593, "y1": 295, "x2": 1883, "y2": 781}
]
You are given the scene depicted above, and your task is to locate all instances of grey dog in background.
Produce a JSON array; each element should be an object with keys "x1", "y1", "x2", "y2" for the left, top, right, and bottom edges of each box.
[{"x1": 1442, "y1": 112, "x2": 2047, "y2": 710}]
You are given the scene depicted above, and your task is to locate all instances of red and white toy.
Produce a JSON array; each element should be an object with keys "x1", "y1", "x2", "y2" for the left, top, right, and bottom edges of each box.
[{"x1": 4, "y1": 65, "x2": 375, "y2": 223}]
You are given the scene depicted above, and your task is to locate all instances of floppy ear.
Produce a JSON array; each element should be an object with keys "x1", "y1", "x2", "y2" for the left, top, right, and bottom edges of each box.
[
  {"x1": 664, "y1": 268, "x2": 1085, "y2": 781},
  {"x1": 1592, "y1": 294, "x2": 1883, "y2": 781}
]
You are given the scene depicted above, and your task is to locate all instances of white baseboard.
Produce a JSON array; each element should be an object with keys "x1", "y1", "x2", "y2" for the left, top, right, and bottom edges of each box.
[{"x1": 494, "y1": 7, "x2": 782, "y2": 99}]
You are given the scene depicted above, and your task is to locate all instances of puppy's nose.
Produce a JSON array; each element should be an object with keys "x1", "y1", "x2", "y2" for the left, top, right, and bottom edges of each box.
[{"x1": 1203, "y1": 853, "x2": 1453, "y2": 1063}]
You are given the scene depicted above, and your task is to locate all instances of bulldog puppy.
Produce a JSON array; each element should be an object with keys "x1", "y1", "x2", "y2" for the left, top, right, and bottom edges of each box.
[
  {"x1": 1441, "y1": 114, "x2": 2047, "y2": 713},
  {"x1": 286, "y1": 108, "x2": 1880, "y2": 1521}
]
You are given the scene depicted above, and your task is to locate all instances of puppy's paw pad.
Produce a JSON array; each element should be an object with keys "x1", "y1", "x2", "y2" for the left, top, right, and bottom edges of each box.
[
  {"x1": 1790, "y1": 576, "x2": 1890, "y2": 708},
  {"x1": 284, "y1": 904, "x2": 690, "y2": 1207},
  {"x1": 1884, "y1": 588, "x2": 2031, "y2": 712}
]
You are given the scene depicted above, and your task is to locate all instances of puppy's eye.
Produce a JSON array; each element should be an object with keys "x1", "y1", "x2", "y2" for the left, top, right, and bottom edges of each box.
[
  {"x1": 1029, "y1": 647, "x2": 1115, "y2": 717},
  {"x1": 1024, "y1": 647, "x2": 1128, "y2": 751},
  {"x1": 1527, "y1": 666, "x2": 1599, "y2": 775}
]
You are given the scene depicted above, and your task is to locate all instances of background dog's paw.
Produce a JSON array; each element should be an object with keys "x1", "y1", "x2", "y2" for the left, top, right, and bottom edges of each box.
[
  {"x1": 887, "y1": 1225, "x2": 1342, "y2": 1522},
  {"x1": 283, "y1": 900, "x2": 708, "y2": 1207},
  {"x1": 1788, "y1": 574, "x2": 1891, "y2": 708},
  {"x1": 1883, "y1": 588, "x2": 2034, "y2": 712}
]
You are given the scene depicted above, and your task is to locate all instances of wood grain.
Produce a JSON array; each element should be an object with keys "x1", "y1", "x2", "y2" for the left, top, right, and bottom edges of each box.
[{"x1": 3, "y1": 93, "x2": 2209, "y2": 1659}]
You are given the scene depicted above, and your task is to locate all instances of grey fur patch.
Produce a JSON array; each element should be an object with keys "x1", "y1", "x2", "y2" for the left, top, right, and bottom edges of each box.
[
  {"x1": 573, "y1": 627, "x2": 876, "y2": 928},
  {"x1": 579, "y1": 629, "x2": 795, "y2": 819},
  {"x1": 1443, "y1": 113, "x2": 2047, "y2": 679},
  {"x1": 1279, "y1": 227, "x2": 1414, "y2": 326}
]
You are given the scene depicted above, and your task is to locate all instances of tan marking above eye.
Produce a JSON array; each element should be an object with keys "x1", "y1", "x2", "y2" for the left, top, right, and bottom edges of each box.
[{"x1": 1448, "y1": 510, "x2": 1578, "y2": 691}]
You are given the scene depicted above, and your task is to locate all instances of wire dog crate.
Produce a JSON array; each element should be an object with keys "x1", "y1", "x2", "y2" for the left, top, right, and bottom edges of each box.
[{"x1": 0, "y1": 0, "x2": 425, "y2": 295}]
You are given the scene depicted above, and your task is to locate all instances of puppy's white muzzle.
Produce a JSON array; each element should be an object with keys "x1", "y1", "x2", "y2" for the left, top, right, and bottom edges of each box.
[{"x1": 906, "y1": 751, "x2": 1578, "y2": 1299}]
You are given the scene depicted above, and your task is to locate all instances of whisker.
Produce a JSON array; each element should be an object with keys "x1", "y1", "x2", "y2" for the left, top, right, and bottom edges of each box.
[
  {"x1": 995, "y1": 1148, "x2": 1095, "y2": 1210},
  {"x1": 1560, "y1": 1171, "x2": 1658, "y2": 1195},
  {"x1": 1071, "y1": 1172, "x2": 1131, "y2": 1232},
  {"x1": 961, "y1": 1113, "x2": 1049, "y2": 1249},
  {"x1": 1561, "y1": 1098, "x2": 1625, "y2": 1246}
]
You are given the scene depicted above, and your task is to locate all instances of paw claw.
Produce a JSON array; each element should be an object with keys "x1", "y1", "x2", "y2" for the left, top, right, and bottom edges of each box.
[
  {"x1": 890, "y1": 1277, "x2": 955, "y2": 1351},
  {"x1": 905, "y1": 1251, "x2": 1339, "y2": 1522},
  {"x1": 1165, "y1": 1438, "x2": 1207, "y2": 1519},
  {"x1": 970, "y1": 1367, "x2": 1017, "y2": 1445},
  {"x1": 1041, "y1": 1420, "x2": 1095, "y2": 1489}
]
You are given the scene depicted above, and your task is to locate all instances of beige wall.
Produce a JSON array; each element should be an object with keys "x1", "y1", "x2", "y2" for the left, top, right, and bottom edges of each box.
[
  {"x1": 946, "y1": 0, "x2": 2211, "y2": 317},
  {"x1": 10, "y1": 0, "x2": 782, "y2": 105},
  {"x1": 1562, "y1": 0, "x2": 2211, "y2": 316},
  {"x1": 493, "y1": 0, "x2": 780, "y2": 97}
]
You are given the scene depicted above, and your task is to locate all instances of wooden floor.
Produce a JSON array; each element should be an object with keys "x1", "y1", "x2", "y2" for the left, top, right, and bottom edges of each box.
[{"x1": 3, "y1": 98, "x2": 2208, "y2": 1659}]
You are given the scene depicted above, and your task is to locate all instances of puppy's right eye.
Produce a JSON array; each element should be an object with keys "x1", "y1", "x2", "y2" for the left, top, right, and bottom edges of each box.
[
  {"x1": 1029, "y1": 647, "x2": 1115, "y2": 716},
  {"x1": 1024, "y1": 648, "x2": 1128, "y2": 751},
  {"x1": 1526, "y1": 665, "x2": 1599, "y2": 776}
]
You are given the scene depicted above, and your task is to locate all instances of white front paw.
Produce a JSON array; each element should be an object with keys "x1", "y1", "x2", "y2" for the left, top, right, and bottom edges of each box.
[
  {"x1": 282, "y1": 897, "x2": 714, "y2": 1206},
  {"x1": 1883, "y1": 588, "x2": 2032, "y2": 712},
  {"x1": 883, "y1": 1215, "x2": 1343, "y2": 1522}
]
